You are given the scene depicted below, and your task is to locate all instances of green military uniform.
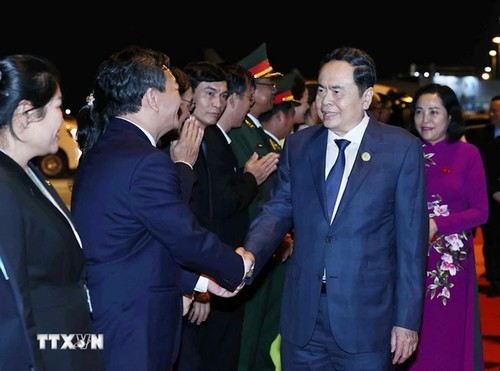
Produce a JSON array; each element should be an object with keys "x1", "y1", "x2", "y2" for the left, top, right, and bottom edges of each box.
[
  {"x1": 229, "y1": 115, "x2": 284, "y2": 371},
  {"x1": 230, "y1": 44, "x2": 300, "y2": 371},
  {"x1": 230, "y1": 69, "x2": 301, "y2": 370},
  {"x1": 230, "y1": 115, "x2": 277, "y2": 222}
]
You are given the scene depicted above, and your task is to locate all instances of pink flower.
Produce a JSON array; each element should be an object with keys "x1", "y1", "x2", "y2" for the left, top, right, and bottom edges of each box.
[
  {"x1": 432, "y1": 204, "x2": 449, "y2": 217},
  {"x1": 437, "y1": 287, "x2": 450, "y2": 299},
  {"x1": 440, "y1": 253, "x2": 457, "y2": 276},
  {"x1": 445, "y1": 234, "x2": 464, "y2": 251}
]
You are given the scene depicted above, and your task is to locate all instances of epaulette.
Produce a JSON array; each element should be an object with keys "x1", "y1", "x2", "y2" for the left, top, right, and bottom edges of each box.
[{"x1": 244, "y1": 117, "x2": 255, "y2": 129}]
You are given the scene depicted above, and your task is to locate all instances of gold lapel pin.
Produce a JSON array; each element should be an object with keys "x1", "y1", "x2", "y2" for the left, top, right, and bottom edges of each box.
[{"x1": 361, "y1": 152, "x2": 371, "y2": 162}]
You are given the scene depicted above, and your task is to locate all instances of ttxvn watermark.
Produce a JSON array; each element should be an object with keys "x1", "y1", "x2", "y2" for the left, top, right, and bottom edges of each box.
[{"x1": 37, "y1": 334, "x2": 103, "y2": 350}]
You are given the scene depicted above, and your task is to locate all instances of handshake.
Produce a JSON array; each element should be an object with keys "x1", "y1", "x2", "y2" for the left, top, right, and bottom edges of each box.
[
  {"x1": 206, "y1": 247, "x2": 255, "y2": 299},
  {"x1": 236, "y1": 246, "x2": 255, "y2": 283}
]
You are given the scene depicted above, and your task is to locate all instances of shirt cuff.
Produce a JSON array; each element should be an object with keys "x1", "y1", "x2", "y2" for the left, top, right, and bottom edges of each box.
[{"x1": 195, "y1": 276, "x2": 209, "y2": 292}]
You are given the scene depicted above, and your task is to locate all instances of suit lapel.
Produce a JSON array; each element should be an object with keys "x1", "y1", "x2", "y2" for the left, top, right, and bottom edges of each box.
[
  {"x1": 307, "y1": 127, "x2": 330, "y2": 221},
  {"x1": 28, "y1": 163, "x2": 74, "y2": 220},
  {"x1": 332, "y1": 120, "x2": 381, "y2": 225}
]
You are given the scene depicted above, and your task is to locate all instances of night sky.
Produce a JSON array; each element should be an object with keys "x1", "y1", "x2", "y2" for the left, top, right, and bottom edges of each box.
[{"x1": 3, "y1": 3, "x2": 500, "y2": 114}]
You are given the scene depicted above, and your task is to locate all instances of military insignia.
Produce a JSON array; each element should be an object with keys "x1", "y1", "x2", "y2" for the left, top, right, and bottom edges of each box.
[
  {"x1": 269, "y1": 139, "x2": 281, "y2": 151},
  {"x1": 244, "y1": 118, "x2": 255, "y2": 129}
]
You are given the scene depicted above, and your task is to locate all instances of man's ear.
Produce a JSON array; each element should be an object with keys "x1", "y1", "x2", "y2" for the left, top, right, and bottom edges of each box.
[
  {"x1": 276, "y1": 110, "x2": 286, "y2": 123},
  {"x1": 144, "y1": 87, "x2": 160, "y2": 113},
  {"x1": 362, "y1": 87, "x2": 374, "y2": 110},
  {"x1": 228, "y1": 93, "x2": 238, "y2": 109}
]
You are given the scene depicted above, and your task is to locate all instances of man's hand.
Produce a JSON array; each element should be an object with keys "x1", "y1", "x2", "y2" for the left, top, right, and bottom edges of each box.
[
  {"x1": 244, "y1": 152, "x2": 279, "y2": 185},
  {"x1": 273, "y1": 233, "x2": 294, "y2": 262},
  {"x1": 207, "y1": 279, "x2": 242, "y2": 298},
  {"x1": 390, "y1": 326, "x2": 419, "y2": 365},
  {"x1": 170, "y1": 116, "x2": 204, "y2": 166},
  {"x1": 187, "y1": 300, "x2": 210, "y2": 325},
  {"x1": 182, "y1": 295, "x2": 193, "y2": 317},
  {"x1": 235, "y1": 247, "x2": 255, "y2": 281}
]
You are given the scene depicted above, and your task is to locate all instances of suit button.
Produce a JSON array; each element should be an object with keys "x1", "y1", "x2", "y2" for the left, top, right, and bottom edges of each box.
[{"x1": 325, "y1": 236, "x2": 334, "y2": 243}]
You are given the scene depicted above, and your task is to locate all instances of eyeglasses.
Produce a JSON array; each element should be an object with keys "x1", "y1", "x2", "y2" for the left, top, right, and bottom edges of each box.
[
  {"x1": 255, "y1": 81, "x2": 276, "y2": 89},
  {"x1": 181, "y1": 98, "x2": 196, "y2": 113}
]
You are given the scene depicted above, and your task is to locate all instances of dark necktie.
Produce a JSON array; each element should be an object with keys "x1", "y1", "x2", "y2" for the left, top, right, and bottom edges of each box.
[{"x1": 325, "y1": 139, "x2": 350, "y2": 221}]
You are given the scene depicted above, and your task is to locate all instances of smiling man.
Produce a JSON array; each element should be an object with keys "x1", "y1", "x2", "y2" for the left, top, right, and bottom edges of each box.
[{"x1": 242, "y1": 46, "x2": 429, "y2": 370}]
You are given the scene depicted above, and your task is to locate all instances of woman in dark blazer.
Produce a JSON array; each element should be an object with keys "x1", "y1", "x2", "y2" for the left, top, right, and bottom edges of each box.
[{"x1": 0, "y1": 54, "x2": 104, "y2": 371}]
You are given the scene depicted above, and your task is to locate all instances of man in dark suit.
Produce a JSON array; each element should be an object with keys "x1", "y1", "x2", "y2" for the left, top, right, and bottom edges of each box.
[
  {"x1": 467, "y1": 94, "x2": 500, "y2": 296},
  {"x1": 71, "y1": 46, "x2": 254, "y2": 371},
  {"x1": 243, "y1": 47, "x2": 428, "y2": 370},
  {"x1": 175, "y1": 61, "x2": 278, "y2": 371},
  {"x1": 197, "y1": 64, "x2": 279, "y2": 371}
]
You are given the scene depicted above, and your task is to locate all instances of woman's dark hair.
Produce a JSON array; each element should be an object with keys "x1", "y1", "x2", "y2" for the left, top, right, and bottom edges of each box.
[
  {"x1": 409, "y1": 83, "x2": 465, "y2": 143},
  {"x1": 306, "y1": 81, "x2": 318, "y2": 106},
  {"x1": 171, "y1": 66, "x2": 191, "y2": 96},
  {"x1": 319, "y1": 47, "x2": 376, "y2": 96},
  {"x1": 77, "y1": 45, "x2": 171, "y2": 155},
  {"x1": 0, "y1": 54, "x2": 60, "y2": 139},
  {"x1": 291, "y1": 72, "x2": 306, "y2": 102}
]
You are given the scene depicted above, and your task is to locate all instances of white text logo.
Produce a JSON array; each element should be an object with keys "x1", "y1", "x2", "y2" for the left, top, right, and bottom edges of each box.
[{"x1": 37, "y1": 334, "x2": 103, "y2": 350}]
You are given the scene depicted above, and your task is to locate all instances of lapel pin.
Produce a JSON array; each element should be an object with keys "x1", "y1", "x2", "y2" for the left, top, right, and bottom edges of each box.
[{"x1": 361, "y1": 152, "x2": 371, "y2": 162}]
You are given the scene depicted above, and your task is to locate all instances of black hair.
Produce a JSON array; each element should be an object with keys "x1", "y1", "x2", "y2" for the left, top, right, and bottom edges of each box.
[
  {"x1": 222, "y1": 63, "x2": 254, "y2": 97},
  {"x1": 77, "y1": 45, "x2": 171, "y2": 155},
  {"x1": 409, "y1": 83, "x2": 465, "y2": 143},
  {"x1": 0, "y1": 54, "x2": 60, "y2": 140},
  {"x1": 319, "y1": 47, "x2": 376, "y2": 96},
  {"x1": 183, "y1": 61, "x2": 227, "y2": 92}
]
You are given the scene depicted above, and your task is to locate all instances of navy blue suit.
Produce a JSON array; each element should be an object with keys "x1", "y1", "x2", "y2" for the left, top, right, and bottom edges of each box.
[
  {"x1": 244, "y1": 120, "x2": 428, "y2": 365},
  {"x1": 71, "y1": 118, "x2": 245, "y2": 371}
]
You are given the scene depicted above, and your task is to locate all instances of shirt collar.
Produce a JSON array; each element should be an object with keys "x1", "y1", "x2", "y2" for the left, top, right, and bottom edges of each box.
[
  {"x1": 216, "y1": 123, "x2": 231, "y2": 144},
  {"x1": 247, "y1": 113, "x2": 262, "y2": 128},
  {"x1": 327, "y1": 112, "x2": 369, "y2": 145},
  {"x1": 116, "y1": 117, "x2": 156, "y2": 146}
]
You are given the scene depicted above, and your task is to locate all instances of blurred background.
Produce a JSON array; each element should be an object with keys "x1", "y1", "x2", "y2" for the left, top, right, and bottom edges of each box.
[{"x1": 3, "y1": 2, "x2": 500, "y2": 116}]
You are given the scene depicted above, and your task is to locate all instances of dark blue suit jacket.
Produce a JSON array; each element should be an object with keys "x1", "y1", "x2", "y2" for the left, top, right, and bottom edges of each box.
[
  {"x1": 245, "y1": 119, "x2": 428, "y2": 352},
  {"x1": 71, "y1": 118, "x2": 245, "y2": 370}
]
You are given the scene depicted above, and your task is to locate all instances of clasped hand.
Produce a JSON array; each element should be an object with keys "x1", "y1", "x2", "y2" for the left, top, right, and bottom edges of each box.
[
  {"x1": 236, "y1": 246, "x2": 255, "y2": 282},
  {"x1": 205, "y1": 247, "x2": 254, "y2": 298},
  {"x1": 169, "y1": 116, "x2": 204, "y2": 166}
]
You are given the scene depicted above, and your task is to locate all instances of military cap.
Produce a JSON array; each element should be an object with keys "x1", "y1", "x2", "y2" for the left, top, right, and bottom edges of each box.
[
  {"x1": 237, "y1": 43, "x2": 282, "y2": 79},
  {"x1": 274, "y1": 73, "x2": 301, "y2": 105}
]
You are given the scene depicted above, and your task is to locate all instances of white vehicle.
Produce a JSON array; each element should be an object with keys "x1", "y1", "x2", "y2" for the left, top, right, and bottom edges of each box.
[{"x1": 36, "y1": 118, "x2": 81, "y2": 178}]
